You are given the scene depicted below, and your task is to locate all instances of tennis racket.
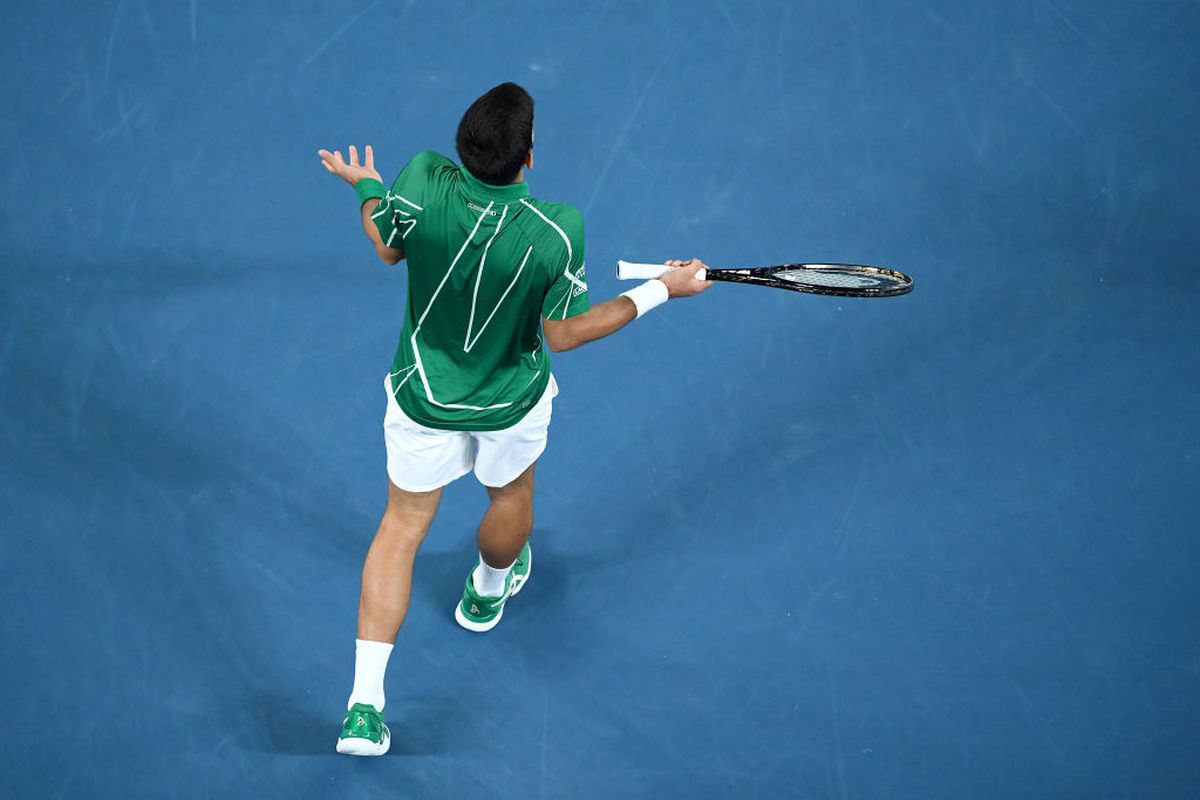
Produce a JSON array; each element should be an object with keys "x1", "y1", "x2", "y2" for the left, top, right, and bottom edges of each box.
[{"x1": 616, "y1": 260, "x2": 914, "y2": 298}]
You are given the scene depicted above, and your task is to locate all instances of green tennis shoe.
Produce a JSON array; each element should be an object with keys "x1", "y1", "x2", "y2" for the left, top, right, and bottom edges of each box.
[
  {"x1": 509, "y1": 541, "x2": 532, "y2": 598},
  {"x1": 454, "y1": 542, "x2": 531, "y2": 632},
  {"x1": 336, "y1": 702, "x2": 390, "y2": 756}
]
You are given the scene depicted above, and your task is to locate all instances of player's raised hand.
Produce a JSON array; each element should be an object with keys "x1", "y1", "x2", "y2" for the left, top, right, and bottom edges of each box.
[
  {"x1": 317, "y1": 144, "x2": 383, "y2": 186},
  {"x1": 658, "y1": 259, "x2": 713, "y2": 298}
]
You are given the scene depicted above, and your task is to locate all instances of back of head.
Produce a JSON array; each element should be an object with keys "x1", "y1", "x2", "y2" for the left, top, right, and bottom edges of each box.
[{"x1": 456, "y1": 82, "x2": 534, "y2": 186}]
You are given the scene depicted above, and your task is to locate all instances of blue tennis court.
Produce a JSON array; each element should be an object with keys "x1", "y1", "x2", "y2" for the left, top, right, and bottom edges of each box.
[{"x1": 2, "y1": 1, "x2": 1197, "y2": 797}]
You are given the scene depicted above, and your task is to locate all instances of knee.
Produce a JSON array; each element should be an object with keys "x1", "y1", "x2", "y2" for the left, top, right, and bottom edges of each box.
[
  {"x1": 487, "y1": 470, "x2": 535, "y2": 503},
  {"x1": 376, "y1": 518, "x2": 427, "y2": 552}
]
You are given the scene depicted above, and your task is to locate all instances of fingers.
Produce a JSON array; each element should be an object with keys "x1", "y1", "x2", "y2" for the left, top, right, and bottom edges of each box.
[{"x1": 318, "y1": 145, "x2": 375, "y2": 173}]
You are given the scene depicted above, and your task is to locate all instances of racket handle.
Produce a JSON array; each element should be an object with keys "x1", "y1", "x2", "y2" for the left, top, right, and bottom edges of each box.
[
  {"x1": 616, "y1": 260, "x2": 670, "y2": 280},
  {"x1": 616, "y1": 260, "x2": 708, "y2": 282}
]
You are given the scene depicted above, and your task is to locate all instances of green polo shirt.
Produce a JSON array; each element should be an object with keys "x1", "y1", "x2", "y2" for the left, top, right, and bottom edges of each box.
[{"x1": 354, "y1": 151, "x2": 589, "y2": 431}]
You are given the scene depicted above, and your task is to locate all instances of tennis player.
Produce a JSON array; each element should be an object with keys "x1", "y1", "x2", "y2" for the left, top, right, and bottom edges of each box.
[{"x1": 318, "y1": 82, "x2": 710, "y2": 755}]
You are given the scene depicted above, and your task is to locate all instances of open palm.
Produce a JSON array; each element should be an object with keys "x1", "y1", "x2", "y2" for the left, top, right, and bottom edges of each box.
[{"x1": 318, "y1": 144, "x2": 383, "y2": 186}]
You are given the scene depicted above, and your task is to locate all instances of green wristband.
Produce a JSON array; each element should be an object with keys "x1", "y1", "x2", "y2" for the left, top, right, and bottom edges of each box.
[{"x1": 354, "y1": 178, "x2": 387, "y2": 207}]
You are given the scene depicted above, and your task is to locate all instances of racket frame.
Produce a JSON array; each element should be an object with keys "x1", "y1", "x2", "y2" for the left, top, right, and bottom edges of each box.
[
  {"x1": 708, "y1": 264, "x2": 913, "y2": 297},
  {"x1": 615, "y1": 260, "x2": 914, "y2": 298}
]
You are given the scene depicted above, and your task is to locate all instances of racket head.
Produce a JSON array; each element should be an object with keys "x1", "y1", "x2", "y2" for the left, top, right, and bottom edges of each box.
[{"x1": 717, "y1": 263, "x2": 914, "y2": 297}]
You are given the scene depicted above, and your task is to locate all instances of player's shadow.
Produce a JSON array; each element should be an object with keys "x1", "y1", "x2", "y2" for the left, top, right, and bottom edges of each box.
[
  {"x1": 256, "y1": 696, "x2": 335, "y2": 755},
  {"x1": 256, "y1": 692, "x2": 457, "y2": 756}
]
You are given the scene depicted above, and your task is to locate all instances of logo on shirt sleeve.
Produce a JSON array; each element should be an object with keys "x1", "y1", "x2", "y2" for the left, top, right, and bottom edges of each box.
[{"x1": 571, "y1": 263, "x2": 588, "y2": 296}]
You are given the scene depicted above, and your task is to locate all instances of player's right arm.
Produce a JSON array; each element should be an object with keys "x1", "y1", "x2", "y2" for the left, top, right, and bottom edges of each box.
[
  {"x1": 542, "y1": 261, "x2": 711, "y2": 352},
  {"x1": 359, "y1": 198, "x2": 403, "y2": 265},
  {"x1": 318, "y1": 144, "x2": 404, "y2": 264}
]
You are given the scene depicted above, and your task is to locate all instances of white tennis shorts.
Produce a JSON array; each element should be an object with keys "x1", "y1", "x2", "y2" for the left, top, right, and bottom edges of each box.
[{"x1": 382, "y1": 373, "x2": 557, "y2": 492}]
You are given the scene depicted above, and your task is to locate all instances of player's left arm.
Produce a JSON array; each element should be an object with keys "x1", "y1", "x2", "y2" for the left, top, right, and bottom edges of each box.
[{"x1": 317, "y1": 144, "x2": 403, "y2": 265}]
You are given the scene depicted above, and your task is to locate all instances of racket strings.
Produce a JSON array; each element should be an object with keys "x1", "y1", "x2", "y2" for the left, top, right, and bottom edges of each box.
[{"x1": 775, "y1": 267, "x2": 896, "y2": 289}]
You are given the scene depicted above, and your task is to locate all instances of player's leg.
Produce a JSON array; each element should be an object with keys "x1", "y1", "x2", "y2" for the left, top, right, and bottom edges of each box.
[
  {"x1": 339, "y1": 375, "x2": 472, "y2": 756},
  {"x1": 338, "y1": 479, "x2": 441, "y2": 756},
  {"x1": 476, "y1": 463, "x2": 536, "y2": 597},
  {"x1": 477, "y1": 462, "x2": 535, "y2": 575},
  {"x1": 358, "y1": 479, "x2": 443, "y2": 643},
  {"x1": 455, "y1": 378, "x2": 554, "y2": 631},
  {"x1": 454, "y1": 464, "x2": 536, "y2": 632}
]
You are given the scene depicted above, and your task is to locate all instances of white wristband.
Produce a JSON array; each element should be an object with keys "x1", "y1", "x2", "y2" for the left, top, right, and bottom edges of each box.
[{"x1": 620, "y1": 279, "x2": 669, "y2": 318}]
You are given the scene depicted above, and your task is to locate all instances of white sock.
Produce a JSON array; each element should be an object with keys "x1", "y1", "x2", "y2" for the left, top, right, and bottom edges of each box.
[
  {"x1": 472, "y1": 556, "x2": 514, "y2": 597},
  {"x1": 347, "y1": 639, "x2": 393, "y2": 712}
]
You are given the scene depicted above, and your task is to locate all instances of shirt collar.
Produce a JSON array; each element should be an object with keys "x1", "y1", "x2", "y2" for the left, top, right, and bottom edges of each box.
[{"x1": 459, "y1": 166, "x2": 531, "y2": 202}]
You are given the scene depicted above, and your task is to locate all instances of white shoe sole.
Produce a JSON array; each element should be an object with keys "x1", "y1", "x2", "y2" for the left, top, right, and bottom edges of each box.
[
  {"x1": 336, "y1": 724, "x2": 390, "y2": 756},
  {"x1": 455, "y1": 601, "x2": 505, "y2": 632},
  {"x1": 455, "y1": 548, "x2": 531, "y2": 632}
]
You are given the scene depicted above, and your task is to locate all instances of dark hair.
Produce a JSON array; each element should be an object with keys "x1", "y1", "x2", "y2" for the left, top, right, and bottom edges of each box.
[{"x1": 456, "y1": 82, "x2": 534, "y2": 185}]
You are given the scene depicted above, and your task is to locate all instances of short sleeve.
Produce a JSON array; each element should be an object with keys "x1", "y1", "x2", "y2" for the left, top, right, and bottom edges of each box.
[
  {"x1": 366, "y1": 151, "x2": 452, "y2": 253},
  {"x1": 540, "y1": 209, "x2": 589, "y2": 320}
]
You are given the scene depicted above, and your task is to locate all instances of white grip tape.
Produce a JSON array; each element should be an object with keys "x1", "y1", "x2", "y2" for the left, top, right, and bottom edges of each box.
[
  {"x1": 617, "y1": 260, "x2": 671, "y2": 280},
  {"x1": 617, "y1": 260, "x2": 707, "y2": 282}
]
